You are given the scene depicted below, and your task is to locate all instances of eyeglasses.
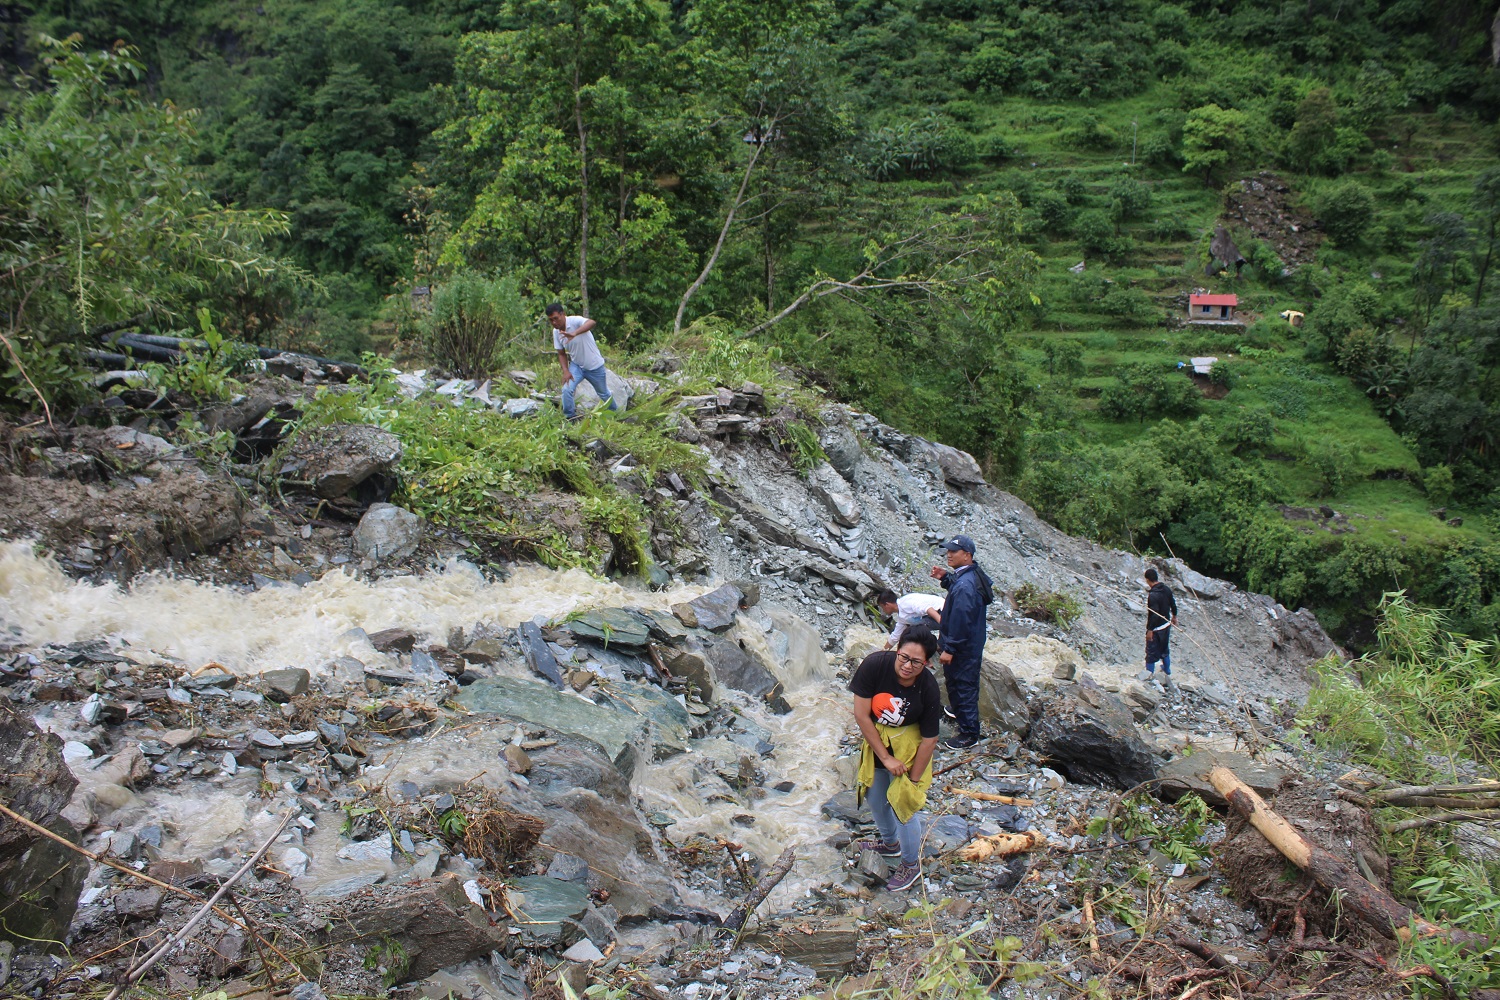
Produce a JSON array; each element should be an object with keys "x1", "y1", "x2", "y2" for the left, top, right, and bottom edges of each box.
[{"x1": 895, "y1": 653, "x2": 928, "y2": 668}]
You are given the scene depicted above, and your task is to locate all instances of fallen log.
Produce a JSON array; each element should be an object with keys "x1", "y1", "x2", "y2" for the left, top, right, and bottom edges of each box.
[
  {"x1": 1376, "y1": 795, "x2": 1500, "y2": 810},
  {"x1": 954, "y1": 829, "x2": 1045, "y2": 861},
  {"x1": 1370, "y1": 781, "x2": 1500, "y2": 800},
  {"x1": 1383, "y1": 808, "x2": 1500, "y2": 834},
  {"x1": 723, "y1": 844, "x2": 796, "y2": 933},
  {"x1": 943, "y1": 786, "x2": 1034, "y2": 806},
  {"x1": 1208, "y1": 766, "x2": 1482, "y2": 944}
]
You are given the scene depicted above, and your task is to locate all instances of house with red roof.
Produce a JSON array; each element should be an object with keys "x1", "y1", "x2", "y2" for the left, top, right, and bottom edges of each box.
[{"x1": 1188, "y1": 292, "x2": 1239, "y2": 323}]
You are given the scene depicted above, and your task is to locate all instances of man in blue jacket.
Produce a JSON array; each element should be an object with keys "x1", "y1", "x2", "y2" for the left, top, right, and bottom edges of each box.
[{"x1": 930, "y1": 535, "x2": 994, "y2": 750}]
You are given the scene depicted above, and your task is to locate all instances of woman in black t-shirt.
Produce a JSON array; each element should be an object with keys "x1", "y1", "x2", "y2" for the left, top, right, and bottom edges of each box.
[{"x1": 848, "y1": 630, "x2": 941, "y2": 891}]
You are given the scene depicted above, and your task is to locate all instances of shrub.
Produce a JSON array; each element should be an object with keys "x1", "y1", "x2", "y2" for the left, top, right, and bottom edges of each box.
[
  {"x1": 1013, "y1": 583, "x2": 1083, "y2": 628},
  {"x1": 1307, "y1": 439, "x2": 1356, "y2": 496},
  {"x1": 1312, "y1": 180, "x2": 1376, "y2": 246},
  {"x1": 424, "y1": 272, "x2": 527, "y2": 379}
]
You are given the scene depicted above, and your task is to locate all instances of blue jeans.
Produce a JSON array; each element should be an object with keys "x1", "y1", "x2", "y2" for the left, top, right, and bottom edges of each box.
[
  {"x1": 868, "y1": 769, "x2": 924, "y2": 864},
  {"x1": 1146, "y1": 630, "x2": 1171, "y2": 674},
  {"x1": 561, "y1": 362, "x2": 616, "y2": 420},
  {"x1": 945, "y1": 650, "x2": 983, "y2": 737}
]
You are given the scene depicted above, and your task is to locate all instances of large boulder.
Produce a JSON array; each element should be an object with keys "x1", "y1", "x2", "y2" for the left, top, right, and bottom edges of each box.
[
  {"x1": 1156, "y1": 750, "x2": 1289, "y2": 807},
  {"x1": 372, "y1": 726, "x2": 675, "y2": 918},
  {"x1": 672, "y1": 583, "x2": 743, "y2": 632},
  {"x1": 702, "y1": 636, "x2": 790, "y2": 713},
  {"x1": 908, "y1": 439, "x2": 986, "y2": 487},
  {"x1": 573, "y1": 370, "x2": 632, "y2": 413},
  {"x1": 978, "y1": 656, "x2": 1030, "y2": 737},
  {"x1": 323, "y1": 875, "x2": 511, "y2": 978},
  {"x1": 1023, "y1": 679, "x2": 1158, "y2": 789},
  {"x1": 281, "y1": 423, "x2": 402, "y2": 498},
  {"x1": 0, "y1": 704, "x2": 86, "y2": 947},
  {"x1": 354, "y1": 503, "x2": 423, "y2": 563}
]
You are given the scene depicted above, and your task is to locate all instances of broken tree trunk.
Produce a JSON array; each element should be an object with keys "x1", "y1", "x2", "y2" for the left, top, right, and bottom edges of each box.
[
  {"x1": 723, "y1": 844, "x2": 796, "y2": 932},
  {"x1": 1208, "y1": 766, "x2": 1482, "y2": 944}
]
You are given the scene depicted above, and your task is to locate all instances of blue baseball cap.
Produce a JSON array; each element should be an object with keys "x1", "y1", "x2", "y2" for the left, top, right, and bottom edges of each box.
[{"x1": 942, "y1": 535, "x2": 976, "y2": 554}]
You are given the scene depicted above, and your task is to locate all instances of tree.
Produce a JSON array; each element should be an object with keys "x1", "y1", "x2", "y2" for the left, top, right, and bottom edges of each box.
[
  {"x1": 1412, "y1": 211, "x2": 1471, "y2": 325},
  {"x1": 674, "y1": 6, "x2": 853, "y2": 334},
  {"x1": 1471, "y1": 167, "x2": 1500, "y2": 306},
  {"x1": 1312, "y1": 180, "x2": 1375, "y2": 246},
  {"x1": 434, "y1": 0, "x2": 700, "y2": 328},
  {"x1": 0, "y1": 38, "x2": 296, "y2": 415},
  {"x1": 1181, "y1": 104, "x2": 1251, "y2": 185},
  {"x1": 743, "y1": 196, "x2": 1038, "y2": 338},
  {"x1": 1283, "y1": 87, "x2": 1338, "y2": 173}
]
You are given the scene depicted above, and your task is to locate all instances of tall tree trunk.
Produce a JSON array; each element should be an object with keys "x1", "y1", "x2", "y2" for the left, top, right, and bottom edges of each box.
[
  {"x1": 573, "y1": 63, "x2": 590, "y2": 314},
  {"x1": 674, "y1": 138, "x2": 765, "y2": 335}
]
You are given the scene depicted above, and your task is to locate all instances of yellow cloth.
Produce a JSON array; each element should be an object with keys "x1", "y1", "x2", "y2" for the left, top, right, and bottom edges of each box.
[{"x1": 855, "y1": 723, "x2": 933, "y2": 824}]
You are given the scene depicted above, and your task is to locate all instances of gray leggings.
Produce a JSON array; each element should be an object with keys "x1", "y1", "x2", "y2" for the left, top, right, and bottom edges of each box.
[{"x1": 868, "y1": 768, "x2": 925, "y2": 864}]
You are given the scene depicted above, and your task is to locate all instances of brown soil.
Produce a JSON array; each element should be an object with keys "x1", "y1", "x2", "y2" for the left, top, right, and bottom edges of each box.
[
  {"x1": 1217, "y1": 778, "x2": 1390, "y2": 943},
  {"x1": 1223, "y1": 172, "x2": 1322, "y2": 272},
  {"x1": 0, "y1": 466, "x2": 243, "y2": 575}
]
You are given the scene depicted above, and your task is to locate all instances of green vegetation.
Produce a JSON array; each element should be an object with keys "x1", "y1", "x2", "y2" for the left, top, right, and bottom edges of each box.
[
  {"x1": 5, "y1": 0, "x2": 1500, "y2": 641},
  {"x1": 1298, "y1": 594, "x2": 1500, "y2": 995},
  {"x1": 1011, "y1": 583, "x2": 1081, "y2": 629}
]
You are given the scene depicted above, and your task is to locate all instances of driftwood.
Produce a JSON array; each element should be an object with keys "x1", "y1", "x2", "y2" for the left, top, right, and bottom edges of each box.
[
  {"x1": 954, "y1": 829, "x2": 1045, "y2": 861},
  {"x1": 944, "y1": 786, "x2": 1034, "y2": 806},
  {"x1": 1384, "y1": 808, "x2": 1500, "y2": 833},
  {"x1": 723, "y1": 845, "x2": 796, "y2": 934},
  {"x1": 1208, "y1": 766, "x2": 1481, "y2": 944},
  {"x1": 103, "y1": 809, "x2": 294, "y2": 1000}
]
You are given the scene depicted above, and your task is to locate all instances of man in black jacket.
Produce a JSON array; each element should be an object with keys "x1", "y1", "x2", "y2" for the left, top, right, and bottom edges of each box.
[
  {"x1": 931, "y1": 535, "x2": 994, "y2": 750},
  {"x1": 1138, "y1": 567, "x2": 1178, "y2": 687}
]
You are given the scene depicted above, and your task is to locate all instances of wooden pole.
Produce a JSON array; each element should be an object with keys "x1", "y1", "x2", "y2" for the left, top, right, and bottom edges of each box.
[{"x1": 1207, "y1": 767, "x2": 1477, "y2": 943}]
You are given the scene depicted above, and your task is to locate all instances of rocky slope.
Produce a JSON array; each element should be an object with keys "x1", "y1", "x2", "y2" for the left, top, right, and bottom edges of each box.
[{"x1": 0, "y1": 357, "x2": 1379, "y2": 1000}]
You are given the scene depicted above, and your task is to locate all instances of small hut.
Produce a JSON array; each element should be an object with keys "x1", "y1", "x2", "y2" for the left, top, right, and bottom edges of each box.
[{"x1": 1188, "y1": 293, "x2": 1238, "y2": 323}]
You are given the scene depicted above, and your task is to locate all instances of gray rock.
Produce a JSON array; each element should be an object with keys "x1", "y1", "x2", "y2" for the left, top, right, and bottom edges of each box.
[
  {"x1": 249, "y1": 729, "x2": 283, "y2": 749},
  {"x1": 113, "y1": 887, "x2": 163, "y2": 920},
  {"x1": 302, "y1": 870, "x2": 386, "y2": 900},
  {"x1": 672, "y1": 583, "x2": 744, "y2": 632},
  {"x1": 409, "y1": 851, "x2": 441, "y2": 879},
  {"x1": 908, "y1": 438, "x2": 986, "y2": 486},
  {"x1": 322, "y1": 874, "x2": 509, "y2": 976},
  {"x1": 978, "y1": 656, "x2": 1030, "y2": 737},
  {"x1": 562, "y1": 939, "x2": 605, "y2": 963},
  {"x1": 519, "y1": 621, "x2": 564, "y2": 688},
  {"x1": 812, "y1": 484, "x2": 862, "y2": 527},
  {"x1": 505, "y1": 876, "x2": 590, "y2": 947},
  {"x1": 1155, "y1": 750, "x2": 1287, "y2": 807},
  {"x1": 704, "y1": 637, "x2": 790, "y2": 713},
  {"x1": 281, "y1": 847, "x2": 310, "y2": 878},
  {"x1": 564, "y1": 608, "x2": 651, "y2": 649},
  {"x1": 355, "y1": 503, "x2": 423, "y2": 563},
  {"x1": 820, "y1": 790, "x2": 861, "y2": 824},
  {"x1": 290, "y1": 983, "x2": 328, "y2": 1000},
  {"x1": 502, "y1": 397, "x2": 543, "y2": 418},
  {"x1": 281, "y1": 423, "x2": 401, "y2": 498},
  {"x1": 1023, "y1": 683, "x2": 1158, "y2": 790},
  {"x1": 856, "y1": 850, "x2": 890, "y2": 885},
  {"x1": 262, "y1": 668, "x2": 310, "y2": 701},
  {"x1": 820, "y1": 424, "x2": 863, "y2": 481},
  {"x1": 546, "y1": 853, "x2": 590, "y2": 883},
  {"x1": 338, "y1": 832, "x2": 392, "y2": 863}
]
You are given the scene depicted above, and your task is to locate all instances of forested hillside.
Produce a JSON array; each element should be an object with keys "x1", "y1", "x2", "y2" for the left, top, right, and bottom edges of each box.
[{"x1": 4, "y1": 0, "x2": 1500, "y2": 642}]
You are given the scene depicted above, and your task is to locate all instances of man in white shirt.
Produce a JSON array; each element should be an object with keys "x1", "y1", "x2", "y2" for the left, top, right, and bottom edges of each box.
[
  {"x1": 877, "y1": 589, "x2": 943, "y2": 649},
  {"x1": 546, "y1": 302, "x2": 618, "y2": 421}
]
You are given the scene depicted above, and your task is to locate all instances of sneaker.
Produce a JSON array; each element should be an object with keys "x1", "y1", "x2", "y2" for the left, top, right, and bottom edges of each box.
[
  {"x1": 941, "y1": 732, "x2": 980, "y2": 751},
  {"x1": 855, "y1": 839, "x2": 903, "y2": 858},
  {"x1": 1135, "y1": 670, "x2": 1154, "y2": 682},
  {"x1": 941, "y1": 704, "x2": 958, "y2": 722},
  {"x1": 885, "y1": 860, "x2": 921, "y2": 891}
]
